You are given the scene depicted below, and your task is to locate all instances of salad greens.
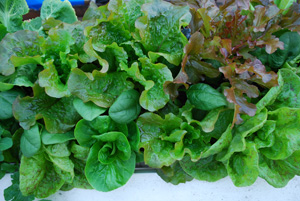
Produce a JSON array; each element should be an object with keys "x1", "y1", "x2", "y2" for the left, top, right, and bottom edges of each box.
[{"x1": 1, "y1": 0, "x2": 300, "y2": 199}]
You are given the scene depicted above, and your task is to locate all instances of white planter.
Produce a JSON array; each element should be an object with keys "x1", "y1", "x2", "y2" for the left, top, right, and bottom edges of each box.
[{"x1": 1, "y1": 174, "x2": 299, "y2": 201}]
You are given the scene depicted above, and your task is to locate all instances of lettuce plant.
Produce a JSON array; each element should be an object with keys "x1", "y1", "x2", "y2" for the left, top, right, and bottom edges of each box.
[{"x1": 0, "y1": 0, "x2": 300, "y2": 200}]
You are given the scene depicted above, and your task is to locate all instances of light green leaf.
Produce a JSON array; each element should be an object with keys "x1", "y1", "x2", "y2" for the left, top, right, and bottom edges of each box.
[
  {"x1": 68, "y1": 68, "x2": 134, "y2": 108},
  {"x1": 227, "y1": 142, "x2": 259, "y2": 187},
  {"x1": 269, "y1": 69, "x2": 300, "y2": 109},
  {"x1": 73, "y1": 98, "x2": 106, "y2": 121},
  {"x1": 85, "y1": 140, "x2": 135, "y2": 192},
  {"x1": 0, "y1": 0, "x2": 29, "y2": 32},
  {"x1": 261, "y1": 107, "x2": 300, "y2": 160},
  {"x1": 217, "y1": 108, "x2": 268, "y2": 162},
  {"x1": 40, "y1": 0, "x2": 77, "y2": 24},
  {"x1": 259, "y1": 154, "x2": 295, "y2": 188},
  {"x1": 135, "y1": 0, "x2": 191, "y2": 65},
  {"x1": 180, "y1": 156, "x2": 227, "y2": 182},
  {"x1": 74, "y1": 116, "x2": 128, "y2": 147},
  {"x1": 139, "y1": 58, "x2": 173, "y2": 111},
  {"x1": 41, "y1": 130, "x2": 74, "y2": 145}
]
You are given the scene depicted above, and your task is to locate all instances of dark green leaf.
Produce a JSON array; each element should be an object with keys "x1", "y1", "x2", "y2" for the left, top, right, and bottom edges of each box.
[
  {"x1": 0, "y1": 89, "x2": 24, "y2": 119},
  {"x1": 20, "y1": 124, "x2": 41, "y2": 158},
  {"x1": 187, "y1": 83, "x2": 227, "y2": 110},
  {"x1": 109, "y1": 89, "x2": 141, "y2": 124}
]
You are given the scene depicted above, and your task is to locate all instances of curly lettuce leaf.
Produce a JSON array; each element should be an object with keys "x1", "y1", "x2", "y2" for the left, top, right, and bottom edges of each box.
[
  {"x1": 68, "y1": 68, "x2": 134, "y2": 108},
  {"x1": 135, "y1": 0, "x2": 191, "y2": 65},
  {"x1": 180, "y1": 155, "x2": 227, "y2": 182},
  {"x1": 0, "y1": 31, "x2": 44, "y2": 76},
  {"x1": 156, "y1": 161, "x2": 193, "y2": 185},
  {"x1": 13, "y1": 84, "x2": 81, "y2": 133}
]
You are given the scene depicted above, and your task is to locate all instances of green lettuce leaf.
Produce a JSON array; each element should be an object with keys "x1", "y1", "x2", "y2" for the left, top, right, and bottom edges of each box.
[
  {"x1": 0, "y1": 64, "x2": 40, "y2": 91},
  {"x1": 68, "y1": 68, "x2": 134, "y2": 108},
  {"x1": 138, "y1": 58, "x2": 173, "y2": 111},
  {"x1": 109, "y1": 89, "x2": 141, "y2": 124},
  {"x1": 85, "y1": 132, "x2": 135, "y2": 192},
  {"x1": 227, "y1": 142, "x2": 259, "y2": 187},
  {"x1": 259, "y1": 154, "x2": 295, "y2": 188},
  {"x1": 135, "y1": 0, "x2": 191, "y2": 65},
  {"x1": 13, "y1": 84, "x2": 81, "y2": 133},
  {"x1": 0, "y1": 31, "x2": 44, "y2": 76},
  {"x1": 20, "y1": 124, "x2": 41, "y2": 158},
  {"x1": 40, "y1": 0, "x2": 77, "y2": 24},
  {"x1": 269, "y1": 69, "x2": 300, "y2": 109},
  {"x1": 137, "y1": 113, "x2": 182, "y2": 168},
  {"x1": 187, "y1": 83, "x2": 227, "y2": 110},
  {"x1": 180, "y1": 155, "x2": 227, "y2": 182},
  {"x1": 73, "y1": 98, "x2": 106, "y2": 121},
  {"x1": 74, "y1": 116, "x2": 128, "y2": 147},
  {"x1": 0, "y1": 89, "x2": 24, "y2": 119},
  {"x1": 0, "y1": 0, "x2": 29, "y2": 32},
  {"x1": 156, "y1": 161, "x2": 193, "y2": 185},
  {"x1": 261, "y1": 107, "x2": 300, "y2": 160},
  {"x1": 108, "y1": 0, "x2": 151, "y2": 33},
  {"x1": 41, "y1": 130, "x2": 75, "y2": 145}
]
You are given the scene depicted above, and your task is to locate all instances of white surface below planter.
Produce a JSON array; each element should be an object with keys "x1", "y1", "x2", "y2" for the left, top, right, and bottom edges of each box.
[{"x1": 1, "y1": 173, "x2": 300, "y2": 201}]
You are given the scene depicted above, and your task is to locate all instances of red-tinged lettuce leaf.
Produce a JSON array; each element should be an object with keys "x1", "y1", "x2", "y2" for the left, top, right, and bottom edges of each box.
[
  {"x1": 156, "y1": 161, "x2": 193, "y2": 185},
  {"x1": 180, "y1": 155, "x2": 227, "y2": 182},
  {"x1": 253, "y1": 5, "x2": 280, "y2": 32},
  {"x1": 135, "y1": 0, "x2": 191, "y2": 65},
  {"x1": 68, "y1": 68, "x2": 134, "y2": 108},
  {"x1": 220, "y1": 60, "x2": 277, "y2": 125},
  {"x1": 12, "y1": 84, "x2": 81, "y2": 133},
  {"x1": 0, "y1": 31, "x2": 44, "y2": 76}
]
